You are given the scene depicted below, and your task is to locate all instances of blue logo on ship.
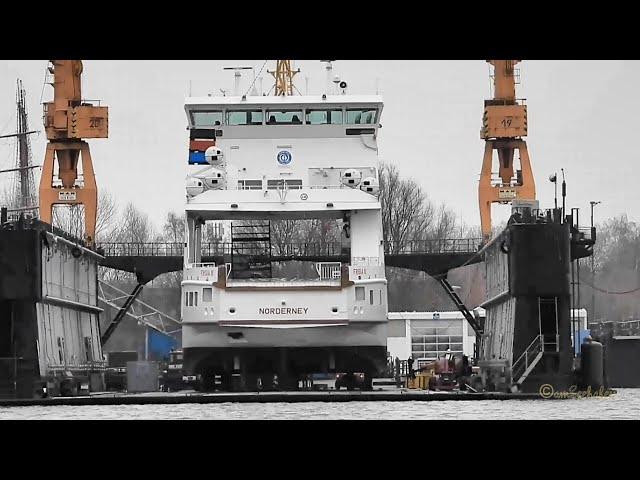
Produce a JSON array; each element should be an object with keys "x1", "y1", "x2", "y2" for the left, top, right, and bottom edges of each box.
[{"x1": 277, "y1": 150, "x2": 292, "y2": 165}]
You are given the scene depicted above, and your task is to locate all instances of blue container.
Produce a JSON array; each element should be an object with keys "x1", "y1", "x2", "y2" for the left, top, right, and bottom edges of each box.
[
  {"x1": 188, "y1": 151, "x2": 207, "y2": 165},
  {"x1": 576, "y1": 329, "x2": 591, "y2": 355},
  {"x1": 146, "y1": 329, "x2": 178, "y2": 362}
]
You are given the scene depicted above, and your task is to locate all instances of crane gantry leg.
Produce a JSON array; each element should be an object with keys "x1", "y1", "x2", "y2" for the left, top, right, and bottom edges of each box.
[
  {"x1": 39, "y1": 141, "x2": 98, "y2": 243},
  {"x1": 478, "y1": 139, "x2": 536, "y2": 238}
]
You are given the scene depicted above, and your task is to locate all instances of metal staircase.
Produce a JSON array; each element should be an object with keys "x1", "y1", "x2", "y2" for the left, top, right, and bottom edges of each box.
[
  {"x1": 230, "y1": 222, "x2": 272, "y2": 279},
  {"x1": 437, "y1": 277, "x2": 484, "y2": 335},
  {"x1": 511, "y1": 335, "x2": 544, "y2": 385}
]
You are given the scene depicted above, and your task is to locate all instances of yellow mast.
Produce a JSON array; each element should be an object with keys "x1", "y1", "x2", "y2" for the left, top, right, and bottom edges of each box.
[{"x1": 268, "y1": 60, "x2": 300, "y2": 96}]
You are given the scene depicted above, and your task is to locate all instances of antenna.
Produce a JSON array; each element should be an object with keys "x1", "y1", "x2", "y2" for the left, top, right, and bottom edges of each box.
[
  {"x1": 223, "y1": 66, "x2": 253, "y2": 96},
  {"x1": 321, "y1": 60, "x2": 334, "y2": 95}
]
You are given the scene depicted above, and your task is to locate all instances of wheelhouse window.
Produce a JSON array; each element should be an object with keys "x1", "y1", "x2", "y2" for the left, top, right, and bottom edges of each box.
[
  {"x1": 227, "y1": 110, "x2": 264, "y2": 126},
  {"x1": 192, "y1": 111, "x2": 223, "y2": 127},
  {"x1": 305, "y1": 109, "x2": 343, "y2": 125},
  {"x1": 346, "y1": 108, "x2": 378, "y2": 125},
  {"x1": 266, "y1": 110, "x2": 303, "y2": 124}
]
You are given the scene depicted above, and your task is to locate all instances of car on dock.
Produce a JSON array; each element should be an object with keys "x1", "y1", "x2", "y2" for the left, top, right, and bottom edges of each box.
[{"x1": 334, "y1": 372, "x2": 372, "y2": 391}]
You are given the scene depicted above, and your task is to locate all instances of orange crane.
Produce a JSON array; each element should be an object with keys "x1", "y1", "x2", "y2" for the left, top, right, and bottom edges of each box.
[
  {"x1": 478, "y1": 60, "x2": 535, "y2": 240},
  {"x1": 39, "y1": 60, "x2": 108, "y2": 245}
]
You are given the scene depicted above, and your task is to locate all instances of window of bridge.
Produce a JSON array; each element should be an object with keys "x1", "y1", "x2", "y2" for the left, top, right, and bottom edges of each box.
[
  {"x1": 305, "y1": 109, "x2": 343, "y2": 125},
  {"x1": 266, "y1": 110, "x2": 304, "y2": 125},
  {"x1": 227, "y1": 110, "x2": 264, "y2": 126},
  {"x1": 346, "y1": 108, "x2": 378, "y2": 125},
  {"x1": 192, "y1": 111, "x2": 224, "y2": 127}
]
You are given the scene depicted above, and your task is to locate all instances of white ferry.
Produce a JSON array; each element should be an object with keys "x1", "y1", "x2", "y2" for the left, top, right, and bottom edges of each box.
[{"x1": 180, "y1": 63, "x2": 388, "y2": 390}]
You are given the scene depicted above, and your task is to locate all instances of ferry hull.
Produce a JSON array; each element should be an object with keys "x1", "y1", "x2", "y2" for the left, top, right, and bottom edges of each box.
[{"x1": 182, "y1": 323, "x2": 387, "y2": 390}]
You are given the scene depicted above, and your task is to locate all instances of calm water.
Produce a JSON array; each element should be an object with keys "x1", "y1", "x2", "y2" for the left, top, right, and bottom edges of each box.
[{"x1": 1, "y1": 388, "x2": 638, "y2": 420}]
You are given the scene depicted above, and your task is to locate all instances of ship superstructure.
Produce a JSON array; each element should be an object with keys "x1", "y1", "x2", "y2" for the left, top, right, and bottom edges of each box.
[{"x1": 180, "y1": 76, "x2": 388, "y2": 390}]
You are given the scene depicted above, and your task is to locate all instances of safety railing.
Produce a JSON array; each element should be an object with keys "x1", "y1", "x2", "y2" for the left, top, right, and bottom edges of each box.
[
  {"x1": 384, "y1": 238, "x2": 482, "y2": 254},
  {"x1": 272, "y1": 242, "x2": 344, "y2": 257},
  {"x1": 315, "y1": 262, "x2": 342, "y2": 280},
  {"x1": 98, "y1": 238, "x2": 483, "y2": 258},
  {"x1": 98, "y1": 242, "x2": 186, "y2": 257},
  {"x1": 511, "y1": 334, "x2": 543, "y2": 383}
]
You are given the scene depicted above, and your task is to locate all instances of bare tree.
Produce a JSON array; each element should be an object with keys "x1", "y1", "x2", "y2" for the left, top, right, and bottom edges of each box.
[
  {"x1": 95, "y1": 191, "x2": 118, "y2": 242},
  {"x1": 115, "y1": 202, "x2": 155, "y2": 243},
  {"x1": 163, "y1": 211, "x2": 185, "y2": 243},
  {"x1": 271, "y1": 219, "x2": 299, "y2": 254},
  {"x1": 379, "y1": 163, "x2": 435, "y2": 253}
]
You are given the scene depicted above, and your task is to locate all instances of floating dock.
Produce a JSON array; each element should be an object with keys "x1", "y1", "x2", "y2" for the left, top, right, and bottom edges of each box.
[{"x1": 0, "y1": 388, "x2": 562, "y2": 407}]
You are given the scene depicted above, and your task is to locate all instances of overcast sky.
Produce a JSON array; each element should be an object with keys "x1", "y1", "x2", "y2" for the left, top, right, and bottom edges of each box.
[{"x1": 0, "y1": 60, "x2": 637, "y2": 231}]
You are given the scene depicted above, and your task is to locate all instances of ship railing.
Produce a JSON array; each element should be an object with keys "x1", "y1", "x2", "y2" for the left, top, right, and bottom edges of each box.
[
  {"x1": 384, "y1": 238, "x2": 481, "y2": 254},
  {"x1": 187, "y1": 262, "x2": 217, "y2": 268},
  {"x1": 315, "y1": 262, "x2": 342, "y2": 281},
  {"x1": 511, "y1": 334, "x2": 543, "y2": 383},
  {"x1": 272, "y1": 242, "x2": 343, "y2": 257},
  {"x1": 308, "y1": 184, "x2": 364, "y2": 189}
]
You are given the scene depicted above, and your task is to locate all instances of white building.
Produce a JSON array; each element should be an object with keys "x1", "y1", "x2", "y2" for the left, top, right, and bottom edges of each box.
[
  {"x1": 387, "y1": 308, "x2": 588, "y2": 365},
  {"x1": 387, "y1": 310, "x2": 483, "y2": 367}
]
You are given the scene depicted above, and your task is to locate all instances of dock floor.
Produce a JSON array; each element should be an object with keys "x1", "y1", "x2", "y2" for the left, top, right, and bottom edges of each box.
[{"x1": 0, "y1": 388, "x2": 550, "y2": 406}]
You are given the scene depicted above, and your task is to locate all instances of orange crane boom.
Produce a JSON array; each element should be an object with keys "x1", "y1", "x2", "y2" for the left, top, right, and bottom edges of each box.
[
  {"x1": 478, "y1": 60, "x2": 535, "y2": 240},
  {"x1": 39, "y1": 60, "x2": 108, "y2": 245}
]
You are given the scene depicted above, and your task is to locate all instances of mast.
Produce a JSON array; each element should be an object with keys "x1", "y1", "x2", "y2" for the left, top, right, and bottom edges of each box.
[
  {"x1": 0, "y1": 80, "x2": 39, "y2": 215},
  {"x1": 14, "y1": 79, "x2": 38, "y2": 213},
  {"x1": 268, "y1": 60, "x2": 300, "y2": 96}
]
